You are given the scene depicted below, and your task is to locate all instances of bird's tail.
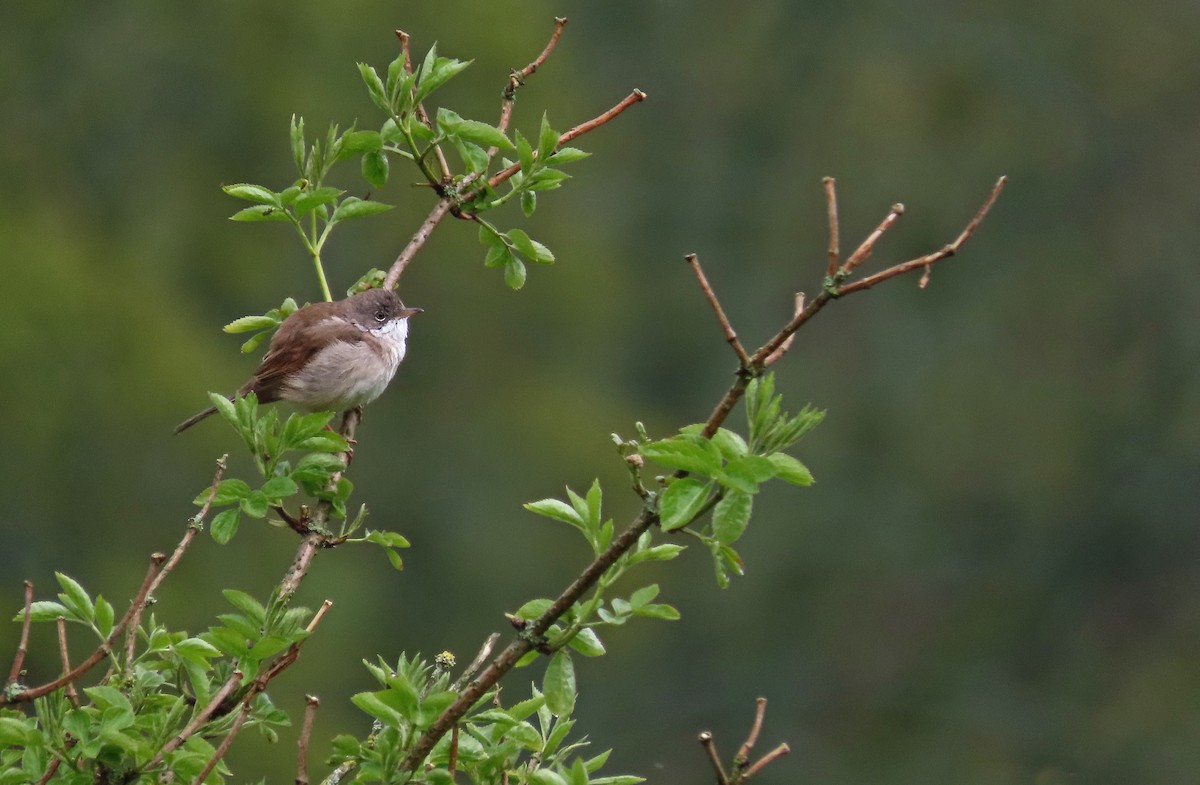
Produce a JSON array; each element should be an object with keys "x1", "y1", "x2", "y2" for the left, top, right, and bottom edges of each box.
[{"x1": 174, "y1": 405, "x2": 218, "y2": 434}]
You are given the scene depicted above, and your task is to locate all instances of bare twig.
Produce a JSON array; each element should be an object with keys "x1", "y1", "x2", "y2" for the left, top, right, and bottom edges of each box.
[
  {"x1": 735, "y1": 697, "x2": 768, "y2": 765},
  {"x1": 685, "y1": 254, "x2": 752, "y2": 368},
  {"x1": 762, "y1": 293, "x2": 804, "y2": 367},
  {"x1": 145, "y1": 669, "x2": 242, "y2": 771},
  {"x1": 841, "y1": 202, "x2": 905, "y2": 274},
  {"x1": 296, "y1": 694, "x2": 321, "y2": 785},
  {"x1": 383, "y1": 198, "x2": 454, "y2": 290},
  {"x1": 191, "y1": 699, "x2": 253, "y2": 785},
  {"x1": 6, "y1": 580, "x2": 34, "y2": 686},
  {"x1": 55, "y1": 617, "x2": 79, "y2": 707},
  {"x1": 740, "y1": 743, "x2": 790, "y2": 781},
  {"x1": 396, "y1": 29, "x2": 452, "y2": 184},
  {"x1": 699, "y1": 731, "x2": 730, "y2": 785},
  {"x1": 452, "y1": 632, "x2": 501, "y2": 692},
  {"x1": 486, "y1": 90, "x2": 647, "y2": 192},
  {"x1": 496, "y1": 17, "x2": 569, "y2": 143},
  {"x1": 2, "y1": 553, "x2": 165, "y2": 707},
  {"x1": 823, "y1": 177, "x2": 840, "y2": 278},
  {"x1": 838, "y1": 176, "x2": 1007, "y2": 295},
  {"x1": 35, "y1": 757, "x2": 63, "y2": 785}
]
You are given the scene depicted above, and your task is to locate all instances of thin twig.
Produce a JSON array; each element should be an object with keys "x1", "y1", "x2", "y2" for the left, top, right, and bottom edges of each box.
[
  {"x1": 699, "y1": 732, "x2": 730, "y2": 785},
  {"x1": 452, "y1": 633, "x2": 501, "y2": 692},
  {"x1": 838, "y1": 176, "x2": 1007, "y2": 296},
  {"x1": 396, "y1": 29, "x2": 452, "y2": 183},
  {"x1": 6, "y1": 580, "x2": 34, "y2": 686},
  {"x1": 486, "y1": 90, "x2": 647, "y2": 192},
  {"x1": 496, "y1": 17, "x2": 568, "y2": 143},
  {"x1": 296, "y1": 694, "x2": 321, "y2": 785},
  {"x1": 685, "y1": 254, "x2": 752, "y2": 368},
  {"x1": 2, "y1": 554, "x2": 165, "y2": 707},
  {"x1": 145, "y1": 669, "x2": 242, "y2": 771},
  {"x1": 762, "y1": 293, "x2": 804, "y2": 367},
  {"x1": 55, "y1": 617, "x2": 79, "y2": 708},
  {"x1": 130, "y1": 455, "x2": 227, "y2": 667},
  {"x1": 735, "y1": 697, "x2": 768, "y2": 765},
  {"x1": 35, "y1": 757, "x2": 63, "y2": 785},
  {"x1": 741, "y1": 743, "x2": 790, "y2": 781},
  {"x1": 191, "y1": 699, "x2": 252, "y2": 785},
  {"x1": 823, "y1": 177, "x2": 840, "y2": 278},
  {"x1": 841, "y1": 202, "x2": 905, "y2": 274},
  {"x1": 383, "y1": 198, "x2": 454, "y2": 290}
]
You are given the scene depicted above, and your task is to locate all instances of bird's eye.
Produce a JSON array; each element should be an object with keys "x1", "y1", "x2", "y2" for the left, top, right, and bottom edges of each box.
[{"x1": 374, "y1": 310, "x2": 387, "y2": 322}]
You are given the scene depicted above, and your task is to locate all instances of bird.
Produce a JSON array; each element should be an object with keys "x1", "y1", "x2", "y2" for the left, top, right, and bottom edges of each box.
[{"x1": 175, "y1": 288, "x2": 422, "y2": 433}]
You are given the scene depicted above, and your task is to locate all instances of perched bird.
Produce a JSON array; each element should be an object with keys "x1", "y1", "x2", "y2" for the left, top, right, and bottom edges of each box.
[{"x1": 175, "y1": 288, "x2": 421, "y2": 433}]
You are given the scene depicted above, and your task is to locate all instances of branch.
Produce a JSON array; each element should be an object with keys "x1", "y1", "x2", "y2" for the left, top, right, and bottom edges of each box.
[
  {"x1": 496, "y1": 17, "x2": 568, "y2": 141},
  {"x1": 396, "y1": 30, "x2": 452, "y2": 184},
  {"x1": 700, "y1": 698, "x2": 789, "y2": 785},
  {"x1": 823, "y1": 177, "x2": 840, "y2": 278},
  {"x1": 841, "y1": 202, "x2": 904, "y2": 275},
  {"x1": 486, "y1": 89, "x2": 647, "y2": 192},
  {"x1": 296, "y1": 694, "x2": 321, "y2": 785},
  {"x1": 1, "y1": 553, "x2": 165, "y2": 707},
  {"x1": 55, "y1": 617, "x2": 79, "y2": 708},
  {"x1": 685, "y1": 254, "x2": 751, "y2": 369},
  {"x1": 145, "y1": 668, "x2": 242, "y2": 771},
  {"x1": 699, "y1": 731, "x2": 730, "y2": 785},
  {"x1": 6, "y1": 580, "x2": 33, "y2": 686}
]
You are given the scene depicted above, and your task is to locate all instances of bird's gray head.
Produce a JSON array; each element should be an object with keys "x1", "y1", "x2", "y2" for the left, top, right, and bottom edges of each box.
[{"x1": 346, "y1": 288, "x2": 423, "y2": 331}]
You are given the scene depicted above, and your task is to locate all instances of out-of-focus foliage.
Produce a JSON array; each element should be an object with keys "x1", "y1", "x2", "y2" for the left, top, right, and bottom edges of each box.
[{"x1": 1, "y1": 2, "x2": 1197, "y2": 784}]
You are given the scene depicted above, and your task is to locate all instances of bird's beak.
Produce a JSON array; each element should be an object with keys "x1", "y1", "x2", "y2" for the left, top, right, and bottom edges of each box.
[{"x1": 400, "y1": 307, "x2": 424, "y2": 318}]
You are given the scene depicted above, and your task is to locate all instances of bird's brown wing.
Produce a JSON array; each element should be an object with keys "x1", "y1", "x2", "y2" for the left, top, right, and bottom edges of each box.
[{"x1": 240, "y1": 307, "x2": 366, "y2": 402}]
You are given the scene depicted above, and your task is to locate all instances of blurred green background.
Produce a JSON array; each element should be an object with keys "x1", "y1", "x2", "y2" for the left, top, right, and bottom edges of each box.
[{"x1": 2, "y1": 2, "x2": 1198, "y2": 783}]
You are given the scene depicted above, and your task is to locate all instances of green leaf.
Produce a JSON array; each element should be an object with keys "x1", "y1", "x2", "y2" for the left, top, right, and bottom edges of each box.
[
  {"x1": 708, "y1": 427, "x2": 749, "y2": 460},
  {"x1": 222, "y1": 183, "x2": 279, "y2": 205},
  {"x1": 193, "y1": 478, "x2": 251, "y2": 506},
  {"x1": 484, "y1": 243, "x2": 514, "y2": 269},
  {"x1": 56, "y1": 573, "x2": 93, "y2": 621},
  {"x1": 508, "y1": 229, "x2": 554, "y2": 264},
  {"x1": 240, "y1": 490, "x2": 269, "y2": 519},
  {"x1": 210, "y1": 392, "x2": 238, "y2": 426},
  {"x1": 504, "y1": 257, "x2": 527, "y2": 290},
  {"x1": 361, "y1": 149, "x2": 389, "y2": 189},
  {"x1": 358, "y1": 62, "x2": 389, "y2": 112},
  {"x1": 524, "y1": 498, "x2": 584, "y2": 528},
  {"x1": 640, "y1": 435, "x2": 723, "y2": 476},
  {"x1": 537, "y1": 113, "x2": 560, "y2": 161},
  {"x1": 629, "y1": 584, "x2": 659, "y2": 609},
  {"x1": 290, "y1": 115, "x2": 305, "y2": 173},
  {"x1": 365, "y1": 530, "x2": 411, "y2": 549},
  {"x1": 340, "y1": 130, "x2": 383, "y2": 155},
  {"x1": 567, "y1": 628, "x2": 606, "y2": 657},
  {"x1": 0, "y1": 717, "x2": 37, "y2": 747},
  {"x1": 658, "y1": 477, "x2": 712, "y2": 531},
  {"x1": 767, "y1": 452, "x2": 815, "y2": 486},
  {"x1": 223, "y1": 315, "x2": 278, "y2": 334},
  {"x1": 543, "y1": 650, "x2": 576, "y2": 717},
  {"x1": 297, "y1": 432, "x2": 350, "y2": 452},
  {"x1": 229, "y1": 205, "x2": 290, "y2": 222},
  {"x1": 633, "y1": 603, "x2": 681, "y2": 621},
  {"x1": 526, "y1": 168, "x2": 571, "y2": 192},
  {"x1": 521, "y1": 190, "x2": 537, "y2": 217},
  {"x1": 294, "y1": 186, "x2": 344, "y2": 218},
  {"x1": 712, "y1": 490, "x2": 753, "y2": 545},
  {"x1": 515, "y1": 130, "x2": 534, "y2": 174},
  {"x1": 351, "y1": 691, "x2": 403, "y2": 728},
  {"x1": 332, "y1": 197, "x2": 394, "y2": 221},
  {"x1": 545, "y1": 147, "x2": 591, "y2": 165},
  {"x1": 18, "y1": 600, "x2": 70, "y2": 622},
  {"x1": 451, "y1": 137, "x2": 489, "y2": 174},
  {"x1": 240, "y1": 331, "x2": 270, "y2": 354},
  {"x1": 629, "y1": 543, "x2": 686, "y2": 563},
  {"x1": 94, "y1": 595, "x2": 115, "y2": 637},
  {"x1": 448, "y1": 119, "x2": 513, "y2": 151},
  {"x1": 210, "y1": 509, "x2": 240, "y2": 544},
  {"x1": 415, "y1": 55, "x2": 471, "y2": 102},
  {"x1": 530, "y1": 771, "x2": 568, "y2": 785},
  {"x1": 261, "y1": 476, "x2": 299, "y2": 500},
  {"x1": 515, "y1": 598, "x2": 553, "y2": 621}
]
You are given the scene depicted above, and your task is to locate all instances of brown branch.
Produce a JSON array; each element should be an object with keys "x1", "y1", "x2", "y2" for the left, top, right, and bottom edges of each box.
[
  {"x1": 6, "y1": 580, "x2": 34, "y2": 686},
  {"x1": 191, "y1": 699, "x2": 252, "y2": 785},
  {"x1": 452, "y1": 632, "x2": 500, "y2": 692},
  {"x1": 841, "y1": 202, "x2": 905, "y2": 275},
  {"x1": 837, "y1": 176, "x2": 1007, "y2": 296},
  {"x1": 486, "y1": 90, "x2": 647, "y2": 192},
  {"x1": 35, "y1": 757, "x2": 63, "y2": 785},
  {"x1": 55, "y1": 617, "x2": 79, "y2": 708},
  {"x1": 383, "y1": 197, "x2": 454, "y2": 290},
  {"x1": 296, "y1": 694, "x2": 321, "y2": 785},
  {"x1": 145, "y1": 668, "x2": 242, "y2": 771},
  {"x1": 396, "y1": 29, "x2": 452, "y2": 184},
  {"x1": 395, "y1": 175, "x2": 1003, "y2": 776},
  {"x1": 735, "y1": 697, "x2": 768, "y2": 765},
  {"x1": 496, "y1": 17, "x2": 568, "y2": 142},
  {"x1": 699, "y1": 731, "x2": 730, "y2": 785},
  {"x1": 686, "y1": 254, "x2": 752, "y2": 368},
  {"x1": 2, "y1": 554, "x2": 165, "y2": 707},
  {"x1": 740, "y1": 743, "x2": 790, "y2": 781},
  {"x1": 823, "y1": 177, "x2": 840, "y2": 278},
  {"x1": 762, "y1": 293, "x2": 804, "y2": 368}
]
